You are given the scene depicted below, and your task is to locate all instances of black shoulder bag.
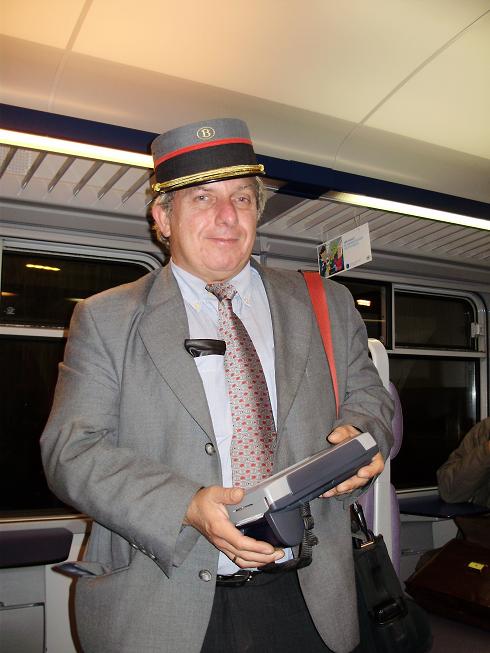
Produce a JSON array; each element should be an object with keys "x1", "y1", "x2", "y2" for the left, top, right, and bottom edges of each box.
[
  {"x1": 351, "y1": 502, "x2": 432, "y2": 653},
  {"x1": 303, "y1": 271, "x2": 432, "y2": 653}
]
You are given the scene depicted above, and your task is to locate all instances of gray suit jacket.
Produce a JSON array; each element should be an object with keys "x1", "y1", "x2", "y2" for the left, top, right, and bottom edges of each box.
[{"x1": 41, "y1": 262, "x2": 393, "y2": 653}]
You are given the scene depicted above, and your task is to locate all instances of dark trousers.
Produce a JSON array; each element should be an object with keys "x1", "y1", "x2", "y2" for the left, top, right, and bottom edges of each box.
[{"x1": 200, "y1": 570, "x2": 334, "y2": 653}]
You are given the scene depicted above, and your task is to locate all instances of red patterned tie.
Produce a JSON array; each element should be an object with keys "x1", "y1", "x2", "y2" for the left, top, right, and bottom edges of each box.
[{"x1": 206, "y1": 282, "x2": 276, "y2": 488}]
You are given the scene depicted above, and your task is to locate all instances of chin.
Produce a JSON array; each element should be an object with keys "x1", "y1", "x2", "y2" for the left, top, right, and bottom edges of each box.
[
  {"x1": 207, "y1": 269, "x2": 240, "y2": 282},
  {"x1": 206, "y1": 256, "x2": 246, "y2": 275}
]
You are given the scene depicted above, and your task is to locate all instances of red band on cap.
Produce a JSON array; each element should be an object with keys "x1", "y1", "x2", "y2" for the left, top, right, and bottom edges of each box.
[{"x1": 154, "y1": 137, "x2": 252, "y2": 168}]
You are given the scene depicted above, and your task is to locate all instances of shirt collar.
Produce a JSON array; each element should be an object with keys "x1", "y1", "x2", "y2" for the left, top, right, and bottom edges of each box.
[{"x1": 170, "y1": 261, "x2": 254, "y2": 309}]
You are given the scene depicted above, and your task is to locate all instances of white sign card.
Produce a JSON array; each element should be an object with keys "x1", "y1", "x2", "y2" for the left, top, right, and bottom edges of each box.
[{"x1": 317, "y1": 223, "x2": 372, "y2": 278}]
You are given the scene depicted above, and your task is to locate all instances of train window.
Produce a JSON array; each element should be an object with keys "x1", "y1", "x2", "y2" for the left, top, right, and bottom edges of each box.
[
  {"x1": 390, "y1": 355, "x2": 478, "y2": 489},
  {"x1": 0, "y1": 336, "x2": 68, "y2": 514},
  {"x1": 0, "y1": 247, "x2": 153, "y2": 517},
  {"x1": 395, "y1": 292, "x2": 475, "y2": 350},
  {"x1": 334, "y1": 278, "x2": 389, "y2": 346},
  {"x1": 389, "y1": 287, "x2": 485, "y2": 491},
  {"x1": 0, "y1": 251, "x2": 147, "y2": 328}
]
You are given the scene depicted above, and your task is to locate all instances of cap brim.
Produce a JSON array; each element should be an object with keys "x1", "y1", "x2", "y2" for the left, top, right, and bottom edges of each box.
[{"x1": 152, "y1": 163, "x2": 265, "y2": 193}]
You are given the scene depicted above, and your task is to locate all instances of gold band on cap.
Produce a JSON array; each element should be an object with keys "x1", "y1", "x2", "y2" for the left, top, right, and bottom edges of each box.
[{"x1": 152, "y1": 164, "x2": 265, "y2": 193}]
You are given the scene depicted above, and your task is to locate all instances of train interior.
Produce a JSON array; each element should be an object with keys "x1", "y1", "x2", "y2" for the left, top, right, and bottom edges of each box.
[{"x1": 1, "y1": 2, "x2": 489, "y2": 651}]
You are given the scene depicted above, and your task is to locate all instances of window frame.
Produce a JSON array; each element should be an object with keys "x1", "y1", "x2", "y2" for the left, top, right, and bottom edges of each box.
[{"x1": 391, "y1": 284, "x2": 485, "y2": 352}]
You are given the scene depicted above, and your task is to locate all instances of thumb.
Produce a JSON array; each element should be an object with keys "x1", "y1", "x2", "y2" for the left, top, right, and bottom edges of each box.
[
  {"x1": 327, "y1": 428, "x2": 345, "y2": 444},
  {"x1": 219, "y1": 486, "x2": 245, "y2": 505}
]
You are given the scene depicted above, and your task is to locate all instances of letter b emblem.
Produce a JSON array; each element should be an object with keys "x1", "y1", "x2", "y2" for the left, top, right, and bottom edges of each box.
[{"x1": 196, "y1": 127, "x2": 215, "y2": 140}]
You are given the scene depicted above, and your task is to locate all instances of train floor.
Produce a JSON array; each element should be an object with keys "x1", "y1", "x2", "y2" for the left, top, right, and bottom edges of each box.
[{"x1": 427, "y1": 612, "x2": 489, "y2": 652}]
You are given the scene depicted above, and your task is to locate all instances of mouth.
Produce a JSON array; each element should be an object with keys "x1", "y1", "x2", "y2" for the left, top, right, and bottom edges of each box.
[{"x1": 208, "y1": 236, "x2": 239, "y2": 245}]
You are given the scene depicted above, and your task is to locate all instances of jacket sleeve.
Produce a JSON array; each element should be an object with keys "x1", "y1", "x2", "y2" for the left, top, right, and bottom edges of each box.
[
  {"x1": 437, "y1": 420, "x2": 490, "y2": 503},
  {"x1": 328, "y1": 282, "x2": 394, "y2": 462},
  {"x1": 40, "y1": 299, "x2": 202, "y2": 577}
]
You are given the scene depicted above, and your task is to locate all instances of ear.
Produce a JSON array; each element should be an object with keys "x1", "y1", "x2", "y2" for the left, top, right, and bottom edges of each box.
[{"x1": 152, "y1": 203, "x2": 171, "y2": 238}]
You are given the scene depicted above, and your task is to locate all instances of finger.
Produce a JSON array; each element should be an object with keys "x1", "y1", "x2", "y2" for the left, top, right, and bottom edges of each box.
[
  {"x1": 321, "y1": 453, "x2": 385, "y2": 498},
  {"x1": 321, "y1": 471, "x2": 371, "y2": 497},
  {"x1": 227, "y1": 548, "x2": 285, "y2": 569},
  {"x1": 357, "y1": 453, "x2": 384, "y2": 479},
  {"x1": 321, "y1": 476, "x2": 366, "y2": 498},
  {"x1": 212, "y1": 521, "x2": 278, "y2": 556},
  {"x1": 237, "y1": 543, "x2": 285, "y2": 559},
  {"x1": 222, "y1": 542, "x2": 284, "y2": 562},
  {"x1": 232, "y1": 532, "x2": 278, "y2": 556},
  {"x1": 320, "y1": 439, "x2": 385, "y2": 498},
  {"x1": 327, "y1": 424, "x2": 360, "y2": 444},
  {"x1": 215, "y1": 486, "x2": 245, "y2": 506}
]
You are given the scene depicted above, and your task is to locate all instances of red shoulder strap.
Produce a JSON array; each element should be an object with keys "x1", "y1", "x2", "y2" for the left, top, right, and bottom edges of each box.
[{"x1": 302, "y1": 271, "x2": 339, "y2": 417}]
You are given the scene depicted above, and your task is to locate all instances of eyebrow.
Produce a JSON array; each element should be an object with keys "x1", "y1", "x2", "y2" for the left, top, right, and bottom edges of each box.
[{"x1": 190, "y1": 183, "x2": 254, "y2": 193}]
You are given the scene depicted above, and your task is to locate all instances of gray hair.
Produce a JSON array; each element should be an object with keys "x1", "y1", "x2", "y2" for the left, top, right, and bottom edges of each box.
[{"x1": 152, "y1": 176, "x2": 267, "y2": 255}]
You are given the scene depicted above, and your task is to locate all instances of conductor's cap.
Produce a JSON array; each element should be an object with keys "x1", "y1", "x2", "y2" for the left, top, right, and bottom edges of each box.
[{"x1": 151, "y1": 118, "x2": 265, "y2": 193}]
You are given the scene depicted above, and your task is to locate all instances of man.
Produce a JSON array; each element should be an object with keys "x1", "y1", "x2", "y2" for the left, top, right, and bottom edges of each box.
[
  {"x1": 437, "y1": 417, "x2": 490, "y2": 507},
  {"x1": 41, "y1": 118, "x2": 393, "y2": 653}
]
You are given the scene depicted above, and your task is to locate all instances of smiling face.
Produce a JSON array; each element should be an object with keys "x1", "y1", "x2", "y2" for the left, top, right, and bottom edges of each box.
[{"x1": 152, "y1": 178, "x2": 258, "y2": 283}]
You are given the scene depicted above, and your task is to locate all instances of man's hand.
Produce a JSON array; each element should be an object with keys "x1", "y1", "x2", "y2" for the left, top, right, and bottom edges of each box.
[
  {"x1": 184, "y1": 485, "x2": 285, "y2": 568},
  {"x1": 321, "y1": 425, "x2": 384, "y2": 498}
]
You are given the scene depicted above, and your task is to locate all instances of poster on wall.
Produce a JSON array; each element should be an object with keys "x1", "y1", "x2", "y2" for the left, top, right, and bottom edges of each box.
[{"x1": 317, "y1": 223, "x2": 372, "y2": 278}]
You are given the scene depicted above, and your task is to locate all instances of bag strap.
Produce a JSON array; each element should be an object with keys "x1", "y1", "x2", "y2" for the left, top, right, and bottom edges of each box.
[
  {"x1": 264, "y1": 270, "x2": 338, "y2": 573},
  {"x1": 303, "y1": 270, "x2": 367, "y2": 548},
  {"x1": 302, "y1": 274, "x2": 415, "y2": 634},
  {"x1": 302, "y1": 270, "x2": 339, "y2": 416},
  {"x1": 261, "y1": 502, "x2": 319, "y2": 573}
]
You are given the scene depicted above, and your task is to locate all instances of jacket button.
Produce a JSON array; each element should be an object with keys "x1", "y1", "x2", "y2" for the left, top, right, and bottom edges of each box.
[
  {"x1": 199, "y1": 569, "x2": 212, "y2": 582},
  {"x1": 205, "y1": 443, "x2": 215, "y2": 455}
]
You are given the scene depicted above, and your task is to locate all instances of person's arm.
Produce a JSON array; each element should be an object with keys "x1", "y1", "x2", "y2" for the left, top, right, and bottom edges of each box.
[
  {"x1": 41, "y1": 298, "x2": 281, "y2": 573},
  {"x1": 41, "y1": 299, "x2": 205, "y2": 576},
  {"x1": 437, "y1": 422, "x2": 490, "y2": 503},
  {"x1": 320, "y1": 283, "x2": 394, "y2": 497}
]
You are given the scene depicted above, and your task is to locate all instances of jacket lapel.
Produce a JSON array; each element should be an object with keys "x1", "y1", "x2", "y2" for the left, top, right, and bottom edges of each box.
[
  {"x1": 137, "y1": 266, "x2": 216, "y2": 443},
  {"x1": 137, "y1": 263, "x2": 312, "y2": 445},
  {"x1": 259, "y1": 265, "x2": 313, "y2": 437}
]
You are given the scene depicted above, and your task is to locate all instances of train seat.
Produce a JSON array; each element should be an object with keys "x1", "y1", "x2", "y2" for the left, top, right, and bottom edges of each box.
[{"x1": 358, "y1": 381, "x2": 403, "y2": 575}]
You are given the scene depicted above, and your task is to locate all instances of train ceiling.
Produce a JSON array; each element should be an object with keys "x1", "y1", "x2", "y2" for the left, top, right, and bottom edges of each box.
[{"x1": 1, "y1": 1, "x2": 489, "y2": 281}]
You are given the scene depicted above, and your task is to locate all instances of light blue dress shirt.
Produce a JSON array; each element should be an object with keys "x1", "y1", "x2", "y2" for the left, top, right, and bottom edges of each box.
[{"x1": 171, "y1": 261, "x2": 290, "y2": 575}]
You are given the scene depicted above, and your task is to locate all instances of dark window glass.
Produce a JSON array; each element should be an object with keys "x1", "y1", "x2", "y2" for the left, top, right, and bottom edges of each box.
[
  {"x1": 0, "y1": 336, "x2": 71, "y2": 515},
  {"x1": 1, "y1": 251, "x2": 150, "y2": 516},
  {"x1": 390, "y1": 356, "x2": 478, "y2": 490},
  {"x1": 395, "y1": 292, "x2": 475, "y2": 350},
  {"x1": 0, "y1": 251, "x2": 149, "y2": 328},
  {"x1": 334, "y1": 278, "x2": 389, "y2": 346}
]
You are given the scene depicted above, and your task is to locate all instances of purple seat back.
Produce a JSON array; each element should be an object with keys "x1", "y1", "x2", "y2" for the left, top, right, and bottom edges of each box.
[
  {"x1": 358, "y1": 381, "x2": 403, "y2": 575},
  {"x1": 390, "y1": 381, "x2": 403, "y2": 459}
]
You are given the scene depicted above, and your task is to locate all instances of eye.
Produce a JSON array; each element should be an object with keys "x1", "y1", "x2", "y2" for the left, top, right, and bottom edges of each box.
[
  {"x1": 234, "y1": 194, "x2": 252, "y2": 204},
  {"x1": 191, "y1": 192, "x2": 213, "y2": 206}
]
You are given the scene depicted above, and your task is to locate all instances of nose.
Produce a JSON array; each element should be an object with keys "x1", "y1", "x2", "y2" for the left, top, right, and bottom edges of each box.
[{"x1": 215, "y1": 198, "x2": 238, "y2": 225}]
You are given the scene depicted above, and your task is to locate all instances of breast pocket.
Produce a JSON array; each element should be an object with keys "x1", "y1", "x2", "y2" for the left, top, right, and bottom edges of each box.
[
  {"x1": 195, "y1": 355, "x2": 233, "y2": 442},
  {"x1": 195, "y1": 354, "x2": 227, "y2": 401}
]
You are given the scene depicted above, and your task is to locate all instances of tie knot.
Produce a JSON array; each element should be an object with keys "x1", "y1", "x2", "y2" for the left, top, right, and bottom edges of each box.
[{"x1": 206, "y1": 282, "x2": 237, "y2": 302}]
